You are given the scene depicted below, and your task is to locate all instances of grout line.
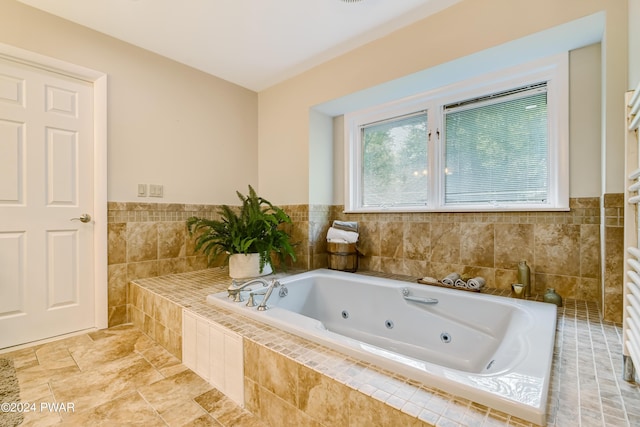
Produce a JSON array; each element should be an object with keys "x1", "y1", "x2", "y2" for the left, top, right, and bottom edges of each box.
[
  {"x1": 586, "y1": 302, "x2": 606, "y2": 427},
  {"x1": 603, "y1": 319, "x2": 632, "y2": 425}
]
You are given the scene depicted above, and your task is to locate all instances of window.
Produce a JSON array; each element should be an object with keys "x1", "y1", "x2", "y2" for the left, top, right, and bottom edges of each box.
[
  {"x1": 362, "y1": 112, "x2": 428, "y2": 207},
  {"x1": 344, "y1": 54, "x2": 568, "y2": 213}
]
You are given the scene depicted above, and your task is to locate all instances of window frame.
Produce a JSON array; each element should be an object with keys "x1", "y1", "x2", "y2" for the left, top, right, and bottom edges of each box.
[{"x1": 343, "y1": 53, "x2": 569, "y2": 213}]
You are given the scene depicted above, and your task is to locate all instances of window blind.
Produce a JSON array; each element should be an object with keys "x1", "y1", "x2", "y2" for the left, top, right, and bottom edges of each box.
[{"x1": 443, "y1": 85, "x2": 548, "y2": 205}]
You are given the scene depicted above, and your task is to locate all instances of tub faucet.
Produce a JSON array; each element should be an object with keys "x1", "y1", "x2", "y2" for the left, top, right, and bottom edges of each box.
[
  {"x1": 227, "y1": 278, "x2": 270, "y2": 302},
  {"x1": 256, "y1": 279, "x2": 282, "y2": 311}
]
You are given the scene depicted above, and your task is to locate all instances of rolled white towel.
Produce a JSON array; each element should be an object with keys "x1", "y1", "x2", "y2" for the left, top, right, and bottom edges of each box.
[
  {"x1": 467, "y1": 277, "x2": 486, "y2": 290},
  {"x1": 327, "y1": 227, "x2": 359, "y2": 243},
  {"x1": 454, "y1": 279, "x2": 468, "y2": 288},
  {"x1": 441, "y1": 273, "x2": 460, "y2": 286}
]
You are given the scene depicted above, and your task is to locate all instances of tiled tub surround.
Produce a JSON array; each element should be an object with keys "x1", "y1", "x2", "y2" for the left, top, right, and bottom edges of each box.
[
  {"x1": 328, "y1": 199, "x2": 601, "y2": 300},
  {"x1": 326, "y1": 196, "x2": 623, "y2": 323},
  {"x1": 206, "y1": 269, "x2": 557, "y2": 425},
  {"x1": 131, "y1": 268, "x2": 640, "y2": 427},
  {"x1": 109, "y1": 196, "x2": 623, "y2": 329}
]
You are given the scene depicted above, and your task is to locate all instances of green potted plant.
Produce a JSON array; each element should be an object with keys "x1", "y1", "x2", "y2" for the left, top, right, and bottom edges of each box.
[{"x1": 186, "y1": 185, "x2": 297, "y2": 278}]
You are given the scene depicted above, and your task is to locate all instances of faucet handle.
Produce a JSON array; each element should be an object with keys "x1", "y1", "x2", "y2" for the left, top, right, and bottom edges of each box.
[{"x1": 246, "y1": 293, "x2": 257, "y2": 307}]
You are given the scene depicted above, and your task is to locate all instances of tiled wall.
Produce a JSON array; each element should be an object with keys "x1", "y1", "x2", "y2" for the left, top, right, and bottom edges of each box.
[
  {"x1": 108, "y1": 202, "x2": 208, "y2": 326},
  {"x1": 107, "y1": 202, "x2": 309, "y2": 327},
  {"x1": 316, "y1": 196, "x2": 624, "y2": 323},
  {"x1": 325, "y1": 198, "x2": 602, "y2": 300},
  {"x1": 603, "y1": 194, "x2": 624, "y2": 323},
  {"x1": 108, "y1": 196, "x2": 625, "y2": 327}
]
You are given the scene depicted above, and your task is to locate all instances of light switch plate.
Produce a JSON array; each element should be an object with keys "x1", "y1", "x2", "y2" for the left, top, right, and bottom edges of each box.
[
  {"x1": 149, "y1": 184, "x2": 164, "y2": 198},
  {"x1": 137, "y1": 183, "x2": 147, "y2": 197}
]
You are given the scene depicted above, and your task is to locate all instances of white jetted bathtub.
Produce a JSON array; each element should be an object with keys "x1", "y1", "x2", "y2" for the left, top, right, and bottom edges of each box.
[{"x1": 206, "y1": 269, "x2": 557, "y2": 425}]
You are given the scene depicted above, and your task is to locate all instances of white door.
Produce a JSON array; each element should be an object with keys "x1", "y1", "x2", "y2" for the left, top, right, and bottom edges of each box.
[{"x1": 0, "y1": 57, "x2": 95, "y2": 348}]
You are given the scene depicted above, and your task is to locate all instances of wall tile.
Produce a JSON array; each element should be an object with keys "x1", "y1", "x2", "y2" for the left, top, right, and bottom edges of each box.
[
  {"x1": 494, "y1": 268, "x2": 518, "y2": 290},
  {"x1": 108, "y1": 264, "x2": 127, "y2": 307},
  {"x1": 107, "y1": 223, "x2": 127, "y2": 265},
  {"x1": 535, "y1": 273, "x2": 579, "y2": 298},
  {"x1": 460, "y1": 223, "x2": 494, "y2": 268},
  {"x1": 127, "y1": 222, "x2": 158, "y2": 262},
  {"x1": 243, "y1": 378, "x2": 260, "y2": 415},
  {"x1": 255, "y1": 378, "x2": 320, "y2": 427},
  {"x1": 257, "y1": 348, "x2": 298, "y2": 407},
  {"x1": 404, "y1": 222, "x2": 431, "y2": 261},
  {"x1": 604, "y1": 225, "x2": 624, "y2": 323},
  {"x1": 158, "y1": 222, "x2": 186, "y2": 259},
  {"x1": 578, "y1": 277, "x2": 600, "y2": 303},
  {"x1": 297, "y1": 364, "x2": 349, "y2": 426},
  {"x1": 158, "y1": 258, "x2": 187, "y2": 276},
  {"x1": 404, "y1": 259, "x2": 428, "y2": 277},
  {"x1": 359, "y1": 221, "x2": 380, "y2": 258},
  {"x1": 243, "y1": 340, "x2": 261, "y2": 383},
  {"x1": 534, "y1": 224, "x2": 581, "y2": 276},
  {"x1": 430, "y1": 223, "x2": 460, "y2": 264},
  {"x1": 580, "y1": 224, "x2": 601, "y2": 279},
  {"x1": 348, "y1": 388, "x2": 424, "y2": 427},
  {"x1": 128, "y1": 260, "x2": 159, "y2": 281},
  {"x1": 494, "y1": 223, "x2": 534, "y2": 270},
  {"x1": 108, "y1": 305, "x2": 127, "y2": 328},
  {"x1": 380, "y1": 222, "x2": 404, "y2": 258}
]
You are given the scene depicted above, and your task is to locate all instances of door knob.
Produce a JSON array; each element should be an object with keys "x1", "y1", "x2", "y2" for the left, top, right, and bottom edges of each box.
[{"x1": 70, "y1": 213, "x2": 92, "y2": 223}]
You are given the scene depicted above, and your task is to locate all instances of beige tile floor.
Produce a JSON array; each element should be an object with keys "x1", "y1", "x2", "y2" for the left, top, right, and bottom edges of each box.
[{"x1": 1, "y1": 325, "x2": 267, "y2": 427}]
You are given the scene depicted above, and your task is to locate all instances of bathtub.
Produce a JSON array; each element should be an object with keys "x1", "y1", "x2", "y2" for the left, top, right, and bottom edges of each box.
[{"x1": 206, "y1": 269, "x2": 557, "y2": 425}]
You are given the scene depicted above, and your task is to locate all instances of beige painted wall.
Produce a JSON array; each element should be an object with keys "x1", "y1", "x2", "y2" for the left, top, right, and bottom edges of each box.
[
  {"x1": 259, "y1": 0, "x2": 628, "y2": 205},
  {"x1": 570, "y1": 43, "x2": 602, "y2": 198},
  {"x1": 0, "y1": 0, "x2": 258, "y2": 205},
  {"x1": 630, "y1": 0, "x2": 640, "y2": 88},
  {"x1": 0, "y1": 0, "x2": 628, "y2": 206}
]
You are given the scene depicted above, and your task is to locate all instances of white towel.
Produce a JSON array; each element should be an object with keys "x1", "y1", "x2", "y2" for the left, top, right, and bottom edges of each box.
[
  {"x1": 326, "y1": 227, "x2": 359, "y2": 243},
  {"x1": 454, "y1": 279, "x2": 468, "y2": 288},
  {"x1": 467, "y1": 277, "x2": 486, "y2": 290},
  {"x1": 441, "y1": 273, "x2": 461, "y2": 286}
]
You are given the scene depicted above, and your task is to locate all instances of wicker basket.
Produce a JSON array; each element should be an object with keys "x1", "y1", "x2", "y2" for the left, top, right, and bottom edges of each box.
[{"x1": 327, "y1": 241, "x2": 358, "y2": 272}]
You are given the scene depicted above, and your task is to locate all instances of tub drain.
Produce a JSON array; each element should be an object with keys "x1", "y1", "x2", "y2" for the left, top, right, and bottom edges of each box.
[
  {"x1": 385, "y1": 320, "x2": 394, "y2": 329},
  {"x1": 341, "y1": 310, "x2": 349, "y2": 319},
  {"x1": 440, "y1": 332, "x2": 451, "y2": 343}
]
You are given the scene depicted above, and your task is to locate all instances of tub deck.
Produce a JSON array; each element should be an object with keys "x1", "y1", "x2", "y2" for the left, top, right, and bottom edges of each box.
[{"x1": 131, "y1": 268, "x2": 640, "y2": 427}]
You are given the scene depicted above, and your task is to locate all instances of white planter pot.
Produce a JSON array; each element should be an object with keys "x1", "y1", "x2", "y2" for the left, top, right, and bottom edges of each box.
[{"x1": 228, "y1": 253, "x2": 272, "y2": 279}]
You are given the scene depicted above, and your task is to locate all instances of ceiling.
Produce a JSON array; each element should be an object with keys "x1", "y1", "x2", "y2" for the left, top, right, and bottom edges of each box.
[{"x1": 17, "y1": 0, "x2": 461, "y2": 91}]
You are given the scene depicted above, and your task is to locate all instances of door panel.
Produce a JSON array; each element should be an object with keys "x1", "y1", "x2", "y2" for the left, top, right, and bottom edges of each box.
[
  {"x1": 47, "y1": 127, "x2": 78, "y2": 205},
  {"x1": 0, "y1": 57, "x2": 95, "y2": 348},
  {"x1": 46, "y1": 230, "x2": 79, "y2": 309},
  {"x1": 0, "y1": 120, "x2": 24, "y2": 204},
  {"x1": 0, "y1": 232, "x2": 25, "y2": 317}
]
